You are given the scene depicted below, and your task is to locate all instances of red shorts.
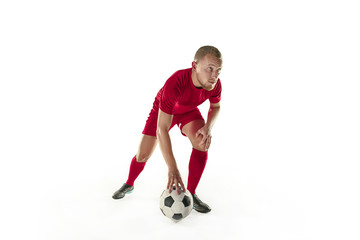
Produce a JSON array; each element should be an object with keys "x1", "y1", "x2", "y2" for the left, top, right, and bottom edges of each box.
[{"x1": 142, "y1": 107, "x2": 204, "y2": 137}]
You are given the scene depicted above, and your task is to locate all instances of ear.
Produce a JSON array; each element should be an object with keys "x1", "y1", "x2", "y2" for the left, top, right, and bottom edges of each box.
[{"x1": 192, "y1": 61, "x2": 197, "y2": 71}]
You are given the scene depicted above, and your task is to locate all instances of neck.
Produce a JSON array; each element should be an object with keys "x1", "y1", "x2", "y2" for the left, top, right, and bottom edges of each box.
[{"x1": 191, "y1": 70, "x2": 202, "y2": 88}]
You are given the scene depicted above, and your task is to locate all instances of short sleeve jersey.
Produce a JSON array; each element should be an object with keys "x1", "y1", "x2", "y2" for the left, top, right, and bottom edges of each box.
[{"x1": 154, "y1": 68, "x2": 222, "y2": 115}]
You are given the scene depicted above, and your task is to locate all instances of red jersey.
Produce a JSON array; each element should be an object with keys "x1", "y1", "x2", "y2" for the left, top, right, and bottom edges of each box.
[{"x1": 153, "y1": 68, "x2": 222, "y2": 115}]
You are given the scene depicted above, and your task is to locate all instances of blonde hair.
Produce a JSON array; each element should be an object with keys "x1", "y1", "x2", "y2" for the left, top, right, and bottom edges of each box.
[{"x1": 194, "y1": 45, "x2": 222, "y2": 63}]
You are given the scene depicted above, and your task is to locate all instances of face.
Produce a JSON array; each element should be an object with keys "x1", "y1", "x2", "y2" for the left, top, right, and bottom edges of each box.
[{"x1": 193, "y1": 54, "x2": 222, "y2": 91}]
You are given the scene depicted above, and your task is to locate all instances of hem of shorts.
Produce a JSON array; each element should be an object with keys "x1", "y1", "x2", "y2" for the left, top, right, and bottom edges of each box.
[
  {"x1": 178, "y1": 117, "x2": 204, "y2": 137},
  {"x1": 142, "y1": 130, "x2": 157, "y2": 137}
]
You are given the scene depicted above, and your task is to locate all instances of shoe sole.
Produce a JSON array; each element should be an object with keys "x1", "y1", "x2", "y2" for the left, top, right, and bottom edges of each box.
[
  {"x1": 112, "y1": 189, "x2": 134, "y2": 200},
  {"x1": 193, "y1": 206, "x2": 211, "y2": 213}
]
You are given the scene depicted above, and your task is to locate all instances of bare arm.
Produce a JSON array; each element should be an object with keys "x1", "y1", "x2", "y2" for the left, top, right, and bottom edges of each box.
[
  {"x1": 156, "y1": 109, "x2": 185, "y2": 194},
  {"x1": 197, "y1": 101, "x2": 221, "y2": 150},
  {"x1": 205, "y1": 101, "x2": 221, "y2": 130}
]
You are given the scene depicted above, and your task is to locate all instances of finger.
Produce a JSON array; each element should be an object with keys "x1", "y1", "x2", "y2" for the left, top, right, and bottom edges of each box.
[
  {"x1": 179, "y1": 179, "x2": 186, "y2": 193},
  {"x1": 167, "y1": 179, "x2": 171, "y2": 191},
  {"x1": 177, "y1": 178, "x2": 184, "y2": 195},
  {"x1": 168, "y1": 177, "x2": 174, "y2": 193},
  {"x1": 195, "y1": 130, "x2": 201, "y2": 138},
  {"x1": 205, "y1": 136, "x2": 211, "y2": 150},
  {"x1": 174, "y1": 179, "x2": 180, "y2": 195},
  {"x1": 199, "y1": 135, "x2": 207, "y2": 146},
  {"x1": 177, "y1": 182, "x2": 182, "y2": 195},
  {"x1": 175, "y1": 176, "x2": 184, "y2": 193}
]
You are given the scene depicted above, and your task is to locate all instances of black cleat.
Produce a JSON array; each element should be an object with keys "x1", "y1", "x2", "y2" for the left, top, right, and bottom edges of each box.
[
  {"x1": 192, "y1": 194, "x2": 211, "y2": 213},
  {"x1": 112, "y1": 183, "x2": 134, "y2": 199}
]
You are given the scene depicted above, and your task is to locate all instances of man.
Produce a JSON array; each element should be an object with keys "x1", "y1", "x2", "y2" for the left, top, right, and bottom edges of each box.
[{"x1": 112, "y1": 46, "x2": 222, "y2": 213}]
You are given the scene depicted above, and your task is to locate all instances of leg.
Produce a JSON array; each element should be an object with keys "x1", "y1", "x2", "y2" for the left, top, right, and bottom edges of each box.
[
  {"x1": 112, "y1": 134, "x2": 157, "y2": 200},
  {"x1": 126, "y1": 134, "x2": 157, "y2": 185},
  {"x1": 181, "y1": 119, "x2": 208, "y2": 152},
  {"x1": 136, "y1": 134, "x2": 158, "y2": 162},
  {"x1": 181, "y1": 120, "x2": 211, "y2": 213},
  {"x1": 182, "y1": 120, "x2": 209, "y2": 194}
]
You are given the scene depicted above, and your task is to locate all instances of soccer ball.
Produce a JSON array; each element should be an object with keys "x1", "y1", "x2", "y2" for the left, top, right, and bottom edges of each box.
[{"x1": 160, "y1": 186, "x2": 193, "y2": 221}]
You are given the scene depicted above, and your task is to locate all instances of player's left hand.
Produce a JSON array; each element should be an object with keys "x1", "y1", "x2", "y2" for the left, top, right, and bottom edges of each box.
[
  {"x1": 168, "y1": 167, "x2": 185, "y2": 195},
  {"x1": 196, "y1": 126, "x2": 212, "y2": 151}
]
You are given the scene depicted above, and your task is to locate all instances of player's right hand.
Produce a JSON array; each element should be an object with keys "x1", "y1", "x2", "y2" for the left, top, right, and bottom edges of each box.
[{"x1": 167, "y1": 168, "x2": 185, "y2": 195}]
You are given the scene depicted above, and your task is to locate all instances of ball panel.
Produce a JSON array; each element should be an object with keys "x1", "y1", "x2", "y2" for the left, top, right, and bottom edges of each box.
[
  {"x1": 164, "y1": 196, "x2": 175, "y2": 207},
  {"x1": 160, "y1": 208, "x2": 166, "y2": 216},
  {"x1": 169, "y1": 191, "x2": 185, "y2": 202},
  {"x1": 161, "y1": 206, "x2": 174, "y2": 218},
  {"x1": 171, "y1": 202, "x2": 184, "y2": 213},
  {"x1": 172, "y1": 213, "x2": 183, "y2": 220},
  {"x1": 160, "y1": 189, "x2": 194, "y2": 221},
  {"x1": 160, "y1": 200, "x2": 164, "y2": 209},
  {"x1": 160, "y1": 190, "x2": 168, "y2": 208},
  {"x1": 160, "y1": 189, "x2": 167, "y2": 198},
  {"x1": 181, "y1": 205, "x2": 192, "y2": 218},
  {"x1": 182, "y1": 195, "x2": 191, "y2": 207}
]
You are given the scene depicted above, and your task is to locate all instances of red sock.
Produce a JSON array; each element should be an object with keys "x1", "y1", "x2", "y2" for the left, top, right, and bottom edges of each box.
[
  {"x1": 125, "y1": 156, "x2": 146, "y2": 186},
  {"x1": 187, "y1": 148, "x2": 208, "y2": 194}
]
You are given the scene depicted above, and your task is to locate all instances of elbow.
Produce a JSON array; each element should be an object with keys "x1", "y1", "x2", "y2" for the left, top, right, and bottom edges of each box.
[
  {"x1": 210, "y1": 102, "x2": 221, "y2": 110},
  {"x1": 210, "y1": 106, "x2": 220, "y2": 112}
]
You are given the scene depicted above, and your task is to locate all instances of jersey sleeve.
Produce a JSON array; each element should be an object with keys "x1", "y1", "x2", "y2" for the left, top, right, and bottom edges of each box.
[
  {"x1": 159, "y1": 73, "x2": 182, "y2": 115},
  {"x1": 209, "y1": 79, "x2": 222, "y2": 103}
]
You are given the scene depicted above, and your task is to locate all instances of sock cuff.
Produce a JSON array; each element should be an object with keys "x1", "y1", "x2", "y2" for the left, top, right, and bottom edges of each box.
[
  {"x1": 191, "y1": 148, "x2": 208, "y2": 161},
  {"x1": 132, "y1": 155, "x2": 146, "y2": 166},
  {"x1": 192, "y1": 148, "x2": 208, "y2": 157}
]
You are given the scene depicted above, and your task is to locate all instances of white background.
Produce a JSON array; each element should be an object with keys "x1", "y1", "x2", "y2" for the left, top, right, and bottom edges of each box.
[{"x1": 1, "y1": 0, "x2": 359, "y2": 239}]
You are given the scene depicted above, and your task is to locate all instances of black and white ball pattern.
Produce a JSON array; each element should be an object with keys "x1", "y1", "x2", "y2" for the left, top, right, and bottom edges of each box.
[{"x1": 160, "y1": 187, "x2": 193, "y2": 221}]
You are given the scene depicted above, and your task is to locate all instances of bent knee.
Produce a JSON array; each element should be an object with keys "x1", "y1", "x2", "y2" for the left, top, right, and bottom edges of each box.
[
  {"x1": 136, "y1": 153, "x2": 151, "y2": 163},
  {"x1": 192, "y1": 141, "x2": 210, "y2": 152},
  {"x1": 193, "y1": 145, "x2": 208, "y2": 152}
]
